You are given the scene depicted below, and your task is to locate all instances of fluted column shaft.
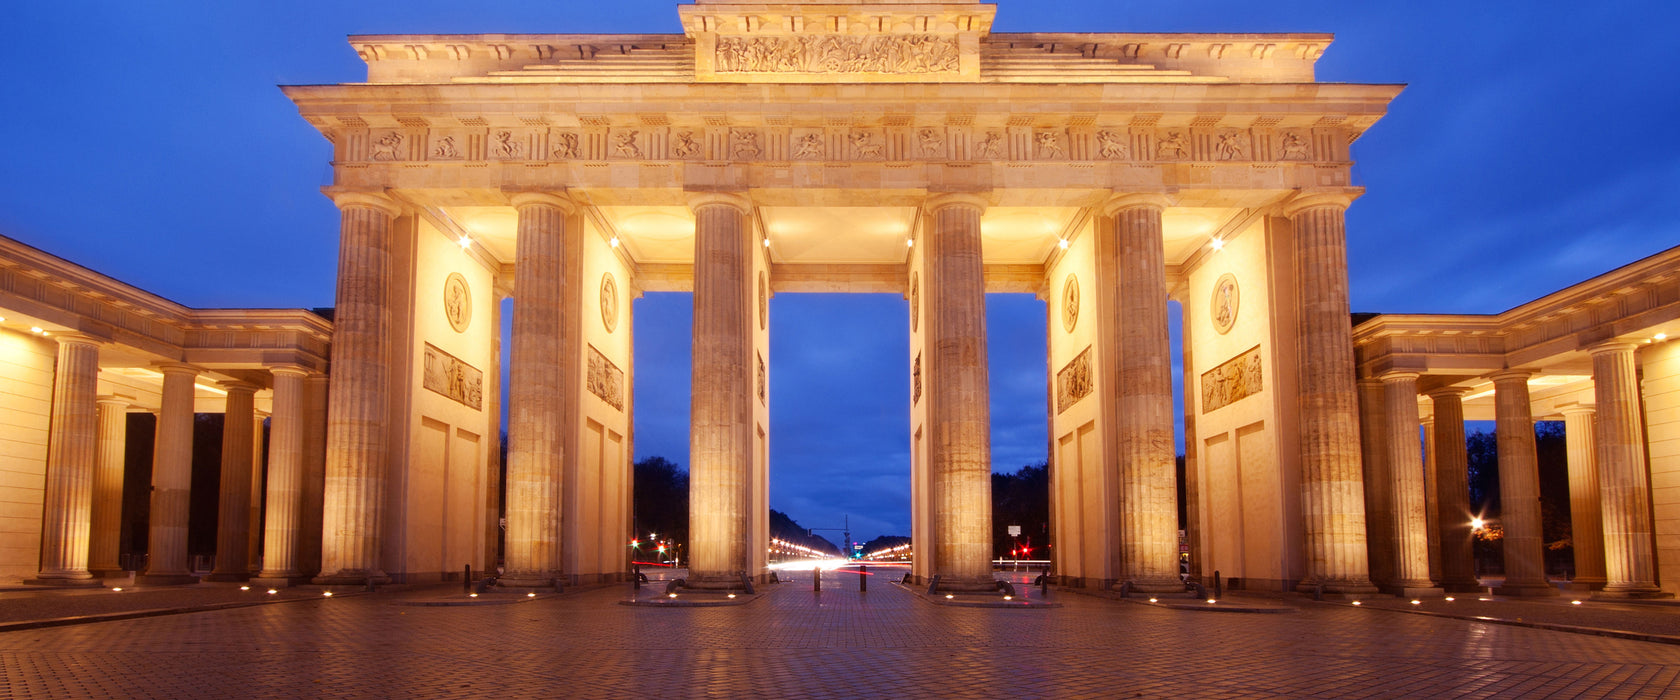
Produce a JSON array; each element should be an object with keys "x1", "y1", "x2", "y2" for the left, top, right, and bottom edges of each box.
[
  {"x1": 688, "y1": 193, "x2": 755, "y2": 586},
  {"x1": 36, "y1": 337, "x2": 101, "y2": 581},
  {"x1": 1491, "y1": 371, "x2": 1556, "y2": 596},
  {"x1": 1429, "y1": 389, "x2": 1479, "y2": 590},
  {"x1": 1357, "y1": 378, "x2": 1393, "y2": 587},
  {"x1": 145, "y1": 364, "x2": 199, "y2": 580},
  {"x1": 89, "y1": 396, "x2": 128, "y2": 575},
  {"x1": 1107, "y1": 195, "x2": 1179, "y2": 592},
  {"x1": 1381, "y1": 372, "x2": 1437, "y2": 592},
  {"x1": 300, "y1": 375, "x2": 329, "y2": 576},
  {"x1": 316, "y1": 193, "x2": 399, "y2": 584},
  {"x1": 925, "y1": 194, "x2": 994, "y2": 590},
  {"x1": 500, "y1": 193, "x2": 574, "y2": 586},
  {"x1": 258, "y1": 368, "x2": 308, "y2": 579},
  {"x1": 1591, "y1": 343, "x2": 1662, "y2": 596},
  {"x1": 1287, "y1": 195, "x2": 1375, "y2": 593},
  {"x1": 209, "y1": 383, "x2": 258, "y2": 580},
  {"x1": 1559, "y1": 405, "x2": 1606, "y2": 588}
]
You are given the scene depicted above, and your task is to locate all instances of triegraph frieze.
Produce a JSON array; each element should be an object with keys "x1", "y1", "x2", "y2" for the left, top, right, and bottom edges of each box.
[
  {"x1": 587, "y1": 345, "x2": 625, "y2": 412},
  {"x1": 1055, "y1": 347, "x2": 1093, "y2": 414}
]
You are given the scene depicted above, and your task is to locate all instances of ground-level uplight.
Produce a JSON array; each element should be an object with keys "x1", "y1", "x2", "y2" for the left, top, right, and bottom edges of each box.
[
  {"x1": 1572, "y1": 600, "x2": 1582, "y2": 605},
  {"x1": 1444, "y1": 596, "x2": 1455, "y2": 602},
  {"x1": 111, "y1": 587, "x2": 123, "y2": 592},
  {"x1": 267, "y1": 589, "x2": 278, "y2": 595},
  {"x1": 945, "y1": 594, "x2": 954, "y2": 600},
  {"x1": 727, "y1": 593, "x2": 737, "y2": 599},
  {"x1": 1410, "y1": 600, "x2": 1421, "y2": 605},
  {"x1": 323, "y1": 591, "x2": 333, "y2": 597},
  {"x1": 1351, "y1": 600, "x2": 1362, "y2": 606},
  {"x1": 527, "y1": 592, "x2": 536, "y2": 598},
  {"x1": 1148, "y1": 597, "x2": 1158, "y2": 603},
  {"x1": 240, "y1": 586, "x2": 250, "y2": 591}
]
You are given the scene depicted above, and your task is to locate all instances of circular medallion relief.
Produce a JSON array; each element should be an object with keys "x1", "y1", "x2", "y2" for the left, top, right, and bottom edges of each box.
[
  {"x1": 600, "y1": 272, "x2": 619, "y2": 333},
  {"x1": 1211, "y1": 273, "x2": 1240, "y2": 335},
  {"x1": 757, "y1": 271, "x2": 768, "y2": 330},
  {"x1": 443, "y1": 272, "x2": 471, "y2": 333},
  {"x1": 909, "y1": 272, "x2": 920, "y2": 333},
  {"x1": 1061, "y1": 274, "x2": 1080, "y2": 333}
]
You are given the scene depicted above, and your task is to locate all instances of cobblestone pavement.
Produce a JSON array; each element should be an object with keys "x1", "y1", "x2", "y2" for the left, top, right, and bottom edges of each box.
[{"x1": 2, "y1": 579, "x2": 1679, "y2": 699}]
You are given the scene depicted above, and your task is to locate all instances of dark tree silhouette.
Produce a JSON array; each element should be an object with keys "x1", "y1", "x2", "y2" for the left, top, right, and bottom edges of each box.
[{"x1": 992, "y1": 463, "x2": 1049, "y2": 558}]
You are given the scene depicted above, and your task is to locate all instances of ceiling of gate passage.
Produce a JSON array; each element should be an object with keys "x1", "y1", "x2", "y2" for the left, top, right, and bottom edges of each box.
[{"x1": 439, "y1": 204, "x2": 1232, "y2": 266}]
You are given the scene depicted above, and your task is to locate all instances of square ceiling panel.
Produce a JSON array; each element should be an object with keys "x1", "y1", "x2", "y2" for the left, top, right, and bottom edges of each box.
[{"x1": 762, "y1": 206, "x2": 917, "y2": 265}]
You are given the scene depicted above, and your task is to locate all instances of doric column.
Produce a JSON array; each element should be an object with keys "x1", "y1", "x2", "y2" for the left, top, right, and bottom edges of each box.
[
  {"x1": 1558, "y1": 404, "x2": 1606, "y2": 589},
  {"x1": 143, "y1": 363, "x2": 200, "y2": 584},
  {"x1": 1490, "y1": 370, "x2": 1557, "y2": 596},
  {"x1": 1103, "y1": 193, "x2": 1179, "y2": 593},
  {"x1": 1428, "y1": 388, "x2": 1479, "y2": 591},
  {"x1": 687, "y1": 191, "x2": 756, "y2": 588},
  {"x1": 88, "y1": 395, "x2": 128, "y2": 576},
  {"x1": 300, "y1": 374, "x2": 329, "y2": 576},
  {"x1": 1356, "y1": 378, "x2": 1393, "y2": 588},
  {"x1": 1380, "y1": 371, "x2": 1441, "y2": 595},
  {"x1": 1284, "y1": 193, "x2": 1375, "y2": 594},
  {"x1": 924, "y1": 193, "x2": 995, "y2": 592},
  {"x1": 1590, "y1": 343, "x2": 1664, "y2": 597},
  {"x1": 1422, "y1": 416, "x2": 1441, "y2": 583},
  {"x1": 256, "y1": 367, "x2": 309, "y2": 582},
  {"x1": 315, "y1": 191, "x2": 401, "y2": 585},
  {"x1": 32, "y1": 335, "x2": 101, "y2": 584},
  {"x1": 501, "y1": 192, "x2": 575, "y2": 587},
  {"x1": 208, "y1": 382, "x2": 258, "y2": 581}
]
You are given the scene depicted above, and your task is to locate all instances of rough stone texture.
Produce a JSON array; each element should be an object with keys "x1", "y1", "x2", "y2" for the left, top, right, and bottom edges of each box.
[
  {"x1": 144, "y1": 365, "x2": 199, "y2": 582},
  {"x1": 208, "y1": 383, "x2": 257, "y2": 582},
  {"x1": 1380, "y1": 372, "x2": 1439, "y2": 595},
  {"x1": 257, "y1": 368, "x2": 309, "y2": 580},
  {"x1": 925, "y1": 194, "x2": 994, "y2": 591},
  {"x1": 1286, "y1": 195, "x2": 1375, "y2": 594},
  {"x1": 34, "y1": 338, "x2": 100, "y2": 582},
  {"x1": 1591, "y1": 343, "x2": 1664, "y2": 597},
  {"x1": 88, "y1": 397, "x2": 128, "y2": 576},
  {"x1": 687, "y1": 193, "x2": 755, "y2": 588},
  {"x1": 316, "y1": 193, "x2": 401, "y2": 585},
  {"x1": 502, "y1": 193, "x2": 575, "y2": 587},
  {"x1": 301, "y1": 375, "x2": 329, "y2": 577},
  {"x1": 1356, "y1": 378, "x2": 1393, "y2": 588},
  {"x1": 1428, "y1": 389, "x2": 1479, "y2": 591},
  {"x1": 1560, "y1": 405, "x2": 1607, "y2": 589},
  {"x1": 1107, "y1": 195, "x2": 1179, "y2": 593},
  {"x1": 1491, "y1": 371, "x2": 1557, "y2": 597}
]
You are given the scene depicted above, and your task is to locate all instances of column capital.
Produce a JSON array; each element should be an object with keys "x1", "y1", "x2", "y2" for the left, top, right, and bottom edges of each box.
[
  {"x1": 1588, "y1": 340, "x2": 1640, "y2": 357},
  {"x1": 1557, "y1": 402, "x2": 1597, "y2": 417},
  {"x1": 1281, "y1": 190, "x2": 1361, "y2": 218},
  {"x1": 96, "y1": 395, "x2": 131, "y2": 408},
  {"x1": 49, "y1": 332, "x2": 104, "y2": 348},
  {"x1": 1377, "y1": 370, "x2": 1421, "y2": 384},
  {"x1": 219, "y1": 380, "x2": 261, "y2": 396},
  {"x1": 154, "y1": 363, "x2": 202, "y2": 378},
  {"x1": 923, "y1": 192, "x2": 989, "y2": 215},
  {"x1": 1099, "y1": 192, "x2": 1173, "y2": 216},
  {"x1": 1487, "y1": 369, "x2": 1533, "y2": 385},
  {"x1": 1425, "y1": 386, "x2": 1471, "y2": 400},
  {"x1": 329, "y1": 190, "x2": 403, "y2": 218},
  {"x1": 267, "y1": 364, "x2": 312, "y2": 379},
  {"x1": 686, "y1": 191, "x2": 753, "y2": 215},
  {"x1": 508, "y1": 191, "x2": 577, "y2": 214}
]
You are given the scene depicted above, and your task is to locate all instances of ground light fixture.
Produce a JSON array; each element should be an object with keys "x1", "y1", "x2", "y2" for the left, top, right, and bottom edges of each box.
[
  {"x1": 527, "y1": 592, "x2": 536, "y2": 598},
  {"x1": 727, "y1": 593, "x2": 737, "y2": 599},
  {"x1": 1572, "y1": 600, "x2": 1583, "y2": 605},
  {"x1": 240, "y1": 586, "x2": 250, "y2": 591},
  {"x1": 323, "y1": 591, "x2": 333, "y2": 597},
  {"x1": 1410, "y1": 600, "x2": 1421, "y2": 605},
  {"x1": 111, "y1": 587, "x2": 122, "y2": 592},
  {"x1": 1351, "y1": 600, "x2": 1361, "y2": 606},
  {"x1": 1148, "y1": 597, "x2": 1158, "y2": 603},
  {"x1": 267, "y1": 589, "x2": 278, "y2": 595}
]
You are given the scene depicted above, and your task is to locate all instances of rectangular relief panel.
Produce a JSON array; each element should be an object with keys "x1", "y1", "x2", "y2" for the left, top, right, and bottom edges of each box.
[
  {"x1": 586, "y1": 345, "x2": 625, "y2": 412},
  {"x1": 1056, "y1": 346, "x2": 1093, "y2": 414},
  {"x1": 422, "y1": 343, "x2": 484, "y2": 411},
  {"x1": 1201, "y1": 345, "x2": 1263, "y2": 412}
]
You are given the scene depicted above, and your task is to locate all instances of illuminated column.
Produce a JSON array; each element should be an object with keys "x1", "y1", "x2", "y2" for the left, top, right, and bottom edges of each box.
[
  {"x1": 300, "y1": 374, "x2": 329, "y2": 576},
  {"x1": 208, "y1": 382, "x2": 258, "y2": 581},
  {"x1": 1422, "y1": 416, "x2": 1440, "y2": 583},
  {"x1": 143, "y1": 364, "x2": 200, "y2": 584},
  {"x1": 1428, "y1": 388, "x2": 1479, "y2": 591},
  {"x1": 1558, "y1": 404, "x2": 1606, "y2": 590},
  {"x1": 1104, "y1": 193, "x2": 1180, "y2": 593},
  {"x1": 256, "y1": 366, "x2": 309, "y2": 582},
  {"x1": 88, "y1": 396, "x2": 129, "y2": 577},
  {"x1": 32, "y1": 335, "x2": 101, "y2": 584},
  {"x1": 501, "y1": 192, "x2": 575, "y2": 587},
  {"x1": 1356, "y1": 378, "x2": 1393, "y2": 588},
  {"x1": 1590, "y1": 343, "x2": 1664, "y2": 597},
  {"x1": 1381, "y1": 371, "x2": 1441, "y2": 595},
  {"x1": 687, "y1": 192, "x2": 755, "y2": 588},
  {"x1": 924, "y1": 193, "x2": 995, "y2": 592},
  {"x1": 1284, "y1": 193, "x2": 1376, "y2": 594},
  {"x1": 1490, "y1": 370, "x2": 1557, "y2": 596},
  {"x1": 315, "y1": 192, "x2": 401, "y2": 585}
]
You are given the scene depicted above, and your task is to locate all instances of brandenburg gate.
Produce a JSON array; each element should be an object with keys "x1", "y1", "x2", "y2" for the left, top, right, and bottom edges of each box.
[{"x1": 283, "y1": 0, "x2": 1401, "y2": 593}]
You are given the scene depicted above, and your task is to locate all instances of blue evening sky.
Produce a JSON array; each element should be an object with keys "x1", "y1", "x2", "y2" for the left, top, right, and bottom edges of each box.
[{"x1": 2, "y1": 1, "x2": 1676, "y2": 544}]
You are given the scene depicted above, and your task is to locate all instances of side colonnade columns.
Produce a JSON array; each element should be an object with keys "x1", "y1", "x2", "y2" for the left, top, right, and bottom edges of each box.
[
  {"x1": 141, "y1": 363, "x2": 200, "y2": 584},
  {"x1": 1559, "y1": 404, "x2": 1607, "y2": 590},
  {"x1": 1379, "y1": 371, "x2": 1442, "y2": 596},
  {"x1": 1284, "y1": 193, "x2": 1377, "y2": 594},
  {"x1": 501, "y1": 191, "x2": 575, "y2": 588},
  {"x1": 1427, "y1": 388, "x2": 1480, "y2": 591},
  {"x1": 1103, "y1": 193, "x2": 1181, "y2": 593},
  {"x1": 687, "y1": 191, "x2": 756, "y2": 588},
  {"x1": 32, "y1": 335, "x2": 102, "y2": 584},
  {"x1": 88, "y1": 395, "x2": 129, "y2": 577},
  {"x1": 315, "y1": 191, "x2": 402, "y2": 585},
  {"x1": 1489, "y1": 370, "x2": 1557, "y2": 596},
  {"x1": 207, "y1": 381, "x2": 259, "y2": 581},
  {"x1": 256, "y1": 366, "x2": 312, "y2": 583},
  {"x1": 1590, "y1": 342, "x2": 1665, "y2": 598}
]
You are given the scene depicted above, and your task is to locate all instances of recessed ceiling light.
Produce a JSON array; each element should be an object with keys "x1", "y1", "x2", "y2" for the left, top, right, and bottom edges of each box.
[{"x1": 457, "y1": 235, "x2": 472, "y2": 249}]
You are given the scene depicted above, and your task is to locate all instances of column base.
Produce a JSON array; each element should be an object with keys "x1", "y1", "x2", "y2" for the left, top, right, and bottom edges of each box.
[
  {"x1": 250, "y1": 575, "x2": 312, "y2": 588},
  {"x1": 311, "y1": 571, "x2": 390, "y2": 586},
  {"x1": 136, "y1": 573, "x2": 201, "y2": 586},
  {"x1": 1594, "y1": 586, "x2": 1673, "y2": 600},
  {"x1": 1560, "y1": 578, "x2": 1607, "y2": 592},
  {"x1": 684, "y1": 571, "x2": 751, "y2": 591},
  {"x1": 202, "y1": 572, "x2": 253, "y2": 583},
  {"x1": 1493, "y1": 581, "x2": 1559, "y2": 597},
  {"x1": 1295, "y1": 579, "x2": 1379, "y2": 596},
  {"x1": 1393, "y1": 586, "x2": 1445, "y2": 598},
  {"x1": 496, "y1": 573, "x2": 564, "y2": 589},
  {"x1": 1119, "y1": 577, "x2": 1186, "y2": 595},
  {"x1": 23, "y1": 576, "x2": 103, "y2": 588},
  {"x1": 931, "y1": 574, "x2": 1001, "y2": 594}
]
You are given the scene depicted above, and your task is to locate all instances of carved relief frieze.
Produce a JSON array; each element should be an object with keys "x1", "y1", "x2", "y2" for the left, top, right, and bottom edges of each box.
[
  {"x1": 1278, "y1": 129, "x2": 1312, "y2": 161},
  {"x1": 443, "y1": 272, "x2": 471, "y2": 333},
  {"x1": 1061, "y1": 274, "x2": 1079, "y2": 333},
  {"x1": 1055, "y1": 347, "x2": 1093, "y2": 414},
  {"x1": 1211, "y1": 273, "x2": 1239, "y2": 335},
  {"x1": 1201, "y1": 345, "x2": 1263, "y2": 412},
  {"x1": 793, "y1": 131, "x2": 825, "y2": 160},
  {"x1": 490, "y1": 129, "x2": 529, "y2": 160},
  {"x1": 912, "y1": 352, "x2": 923, "y2": 405},
  {"x1": 850, "y1": 130, "x2": 884, "y2": 160},
  {"x1": 909, "y1": 271, "x2": 920, "y2": 332},
  {"x1": 917, "y1": 128, "x2": 946, "y2": 158},
  {"x1": 1217, "y1": 130, "x2": 1251, "y2": 160},
  {"x1": 715, "y1": 34, "x2": 960, "y2": 75},
  {"x1": 1035, "y1": 130, "x2": 1066, "y2": 160},
  {"x1": 756, "y1": 352, "x2": 766, "y2": 405},
  {"x1": 1096, "y1": 130, "x2": 1130, "y2": 160},
  {"x1": 612, "y1": 130, "x2": 642, "y2": 159},
  {"x1": 370, "y1": 131, "x2": 408, "y2": 161},
  {"x1": 550, "y1": 131, "x2": 581, "y2": 160},
  {"x1": 586, "y1": 345, "x2": 625, "y2": 412},
  {"x1": 672, "y1": 130, "x2": 703, "y2": 159},
  {"x1": 600, "y1": 272, "x2": 619, "y2": 333},
  {"x1": 973, "y1": 131, "x2": 1004, "y2": 160},
  {"x1": 1155, "y1": 130, "x2": 1189, "y2": 160},
  {"x1": 422, "y1": 343, "x2": 484, "y2": 411},
  {"x1": 731, "y1": 129, "x2": 761, "y2": 160},
  {"x1": 430, "y1": 134, "x2": 463, "y2": 160}
]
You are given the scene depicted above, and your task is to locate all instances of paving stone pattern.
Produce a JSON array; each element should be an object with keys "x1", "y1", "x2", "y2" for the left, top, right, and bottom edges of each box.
[{"x1": 1, "y1": 581, "x2": 1678, "y2": 699}]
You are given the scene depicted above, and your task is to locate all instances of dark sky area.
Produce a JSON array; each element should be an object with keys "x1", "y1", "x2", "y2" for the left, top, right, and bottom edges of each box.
[{"x1": 2, "y1": 1, "x2": 1676, "y2": 545}]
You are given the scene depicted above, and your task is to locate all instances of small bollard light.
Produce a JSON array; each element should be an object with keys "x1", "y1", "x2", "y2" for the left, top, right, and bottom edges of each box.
[
  {"x1": 323, "y1": 591, "x2": 333, "y2": 597},
  {"x1": 527, "y1": 592, "x2": 536, "y2": 598},
  {"x1": 240, "y1": 585, "x2": 250, "y2": 591},
  {"x1": 267, "y1": 589, "x2": 278, "y2": 595},
  {"x1": 1410, "y1": 599, "x2": 1421, "y2": 605},
  {"x1": 1571, "y1": 600, "x2": 1582, "y2": 605},
  {"x1": 1351, "y1": 600, "x2": 1362, "y2": 606},
  {"x1": 111, "y1": 587, "x2": 122, "y2": 592}
]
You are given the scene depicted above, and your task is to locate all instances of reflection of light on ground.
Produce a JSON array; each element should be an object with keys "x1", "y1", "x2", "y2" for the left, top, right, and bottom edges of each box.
[{"x1": 768, "y1": 558, "x2": 856, "y2": 572}]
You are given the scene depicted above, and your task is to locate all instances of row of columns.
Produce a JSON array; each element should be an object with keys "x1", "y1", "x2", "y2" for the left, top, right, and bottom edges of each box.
[
  {"x1": 1372, "y1": 341, "x2": 1662, "y2": 597},
  {"x1": 33, "y1": 333, "x2": 325, "y2": 583}
]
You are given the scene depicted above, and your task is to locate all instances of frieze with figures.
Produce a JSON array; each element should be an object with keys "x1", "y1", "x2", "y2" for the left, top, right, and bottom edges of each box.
[
  {"x1": 422, "y1": 343, "x2": 484, "y2": 410},
  {"x1": 1201, "y1": 345, "x2": 1263, "y2": 412},
  {"x1": 586, "y1": 345, "x2": 625, "y2": 412},
  {"x1": 346, "y1": 124, "x2": 1326, "y2": 166},
  {"x1": 715, "y1": 34, "x2": 960, "y2": 75},
  {"x1": 1056, "y1": 347, "x2": 1093, "y2": 414}
]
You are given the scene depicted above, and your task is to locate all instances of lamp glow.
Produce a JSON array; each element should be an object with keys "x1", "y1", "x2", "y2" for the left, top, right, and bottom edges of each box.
[
  {"x1": 1148, "y1": 597, "x2": 1158, "y2": 603},
  {"x1": 1058, "y1": 239, "x2": 1069, "y2": 250},
  {"x1": 727, "y1": 593, "x2": 737, "y2": 599},
  {"x1": 458, "y1": 235, "x2": 472, "y2": 250},
  {"x1": 111, "y1": 587, "x2": 122, "y2": 592},
  {"x1": 1657, "y1": 332, "x2": 1669, "y2": 341},
  {"x1": 30, "y1": 327, "x2": 43, "y2": 334},
  {"x1": 945, "y1": 594, "x2": 954, "y2": 599},
  {"x1": 1470, "y1": 517, "x2": 1485, "y2": 530},
  {"x1": 1210, "y1": 238, "x2": 1225, "y2": 251},
  {"x1": 323, "y1": 591, "x2": 333, "y2": 597},
  {"x1": 1351, "y1": 600, "x2": 1361, "y2": 606},
  {"x1": 1410, "y1": 599, "x2": 1421, "y2": 605},
  {"x1": 610, "y1": 236, "x2": 620, "y2": 248},
  {"x1": 267, "y1": 589, "x2": 278, "y2": 595},
  {"x1": 527, "y1": 592, "x2": 536, "y2": 598},
  {"x1": 1572, "y1": 600, "x2": 1582, "y2": 605},
  {"x1": 906, "y1": 239, "x2": 915, "y2": 248},
  {"x1": 240, "y1": 586, "x2": 250, "y2": 591}
]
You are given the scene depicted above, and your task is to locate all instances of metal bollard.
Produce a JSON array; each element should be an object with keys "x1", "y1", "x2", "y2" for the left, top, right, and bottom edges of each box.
[
  {"x1": 860, "y1": 564, "x2": 868, "y2": 592},
  {"x1": 633, "y1": 563, "x2": 641, "y2": 591},
  {"x1": 464, "y1": 565, "x2": 472, "y2": 594},
  {"x1": 1040, "y1": 574, "x2": 1049, "y2": 598},
  {"x1": 813, "y1": 566, "x2": 821, "y2": 592},
  {"x1": 1213, "y1": 570, "x2": 1222, "y2": 599}
]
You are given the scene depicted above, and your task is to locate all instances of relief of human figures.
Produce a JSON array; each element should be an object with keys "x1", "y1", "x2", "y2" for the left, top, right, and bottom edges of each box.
[
  {"x1": 1217, "y1": 131, "x2": 1250, "y2": 160},
  {"x1": 1279, "y1": 131, "x2": 1311, "y2": 160},
  {"x1": 794, "y1": 132, "x2": 825, "y2": 160},
  {"x1": 672, "y1": 131, "x2": 702, "y2": 159},
  {"x1": 370, "y1": 132, "x2": 404, "y2": 160},
  {"x1": 850, "y1": 130, "x2": 883, "y2": 160},
  {"x1": 1156, "y1": 131, "x2": 1189, "y2": 159},
  {"x1": 716, "y1": 34, "x2": 959, "y2": 74},
  {"x1": 613, "y1": 130, "x2": 642, "y2": 158},
  {"x1": 1096, "y1": 130, "x2": 1130, "y2": 159}
]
